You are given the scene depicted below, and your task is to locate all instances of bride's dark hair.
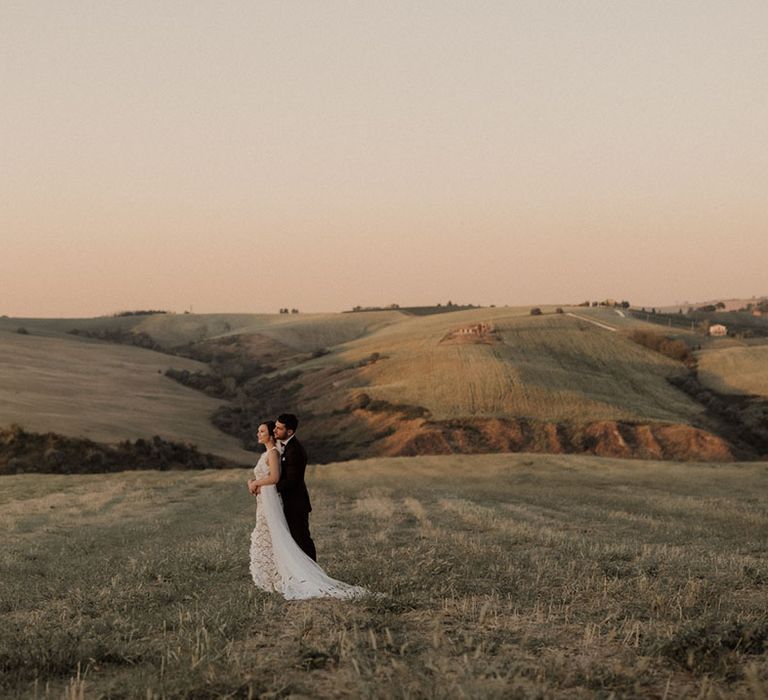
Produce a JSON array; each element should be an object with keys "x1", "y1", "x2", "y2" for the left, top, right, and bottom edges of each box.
[{"x1": 261, "y1": 420, "x2": 276, "y2": 441}]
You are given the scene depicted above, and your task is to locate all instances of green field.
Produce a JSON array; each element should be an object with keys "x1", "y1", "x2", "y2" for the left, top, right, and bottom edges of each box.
[{"x1": 2, "y1": 454, "x2": 767, "y2": 698}]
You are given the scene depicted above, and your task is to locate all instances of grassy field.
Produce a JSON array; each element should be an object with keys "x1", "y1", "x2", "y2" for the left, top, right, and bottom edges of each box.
[
  {"x1": 2, "y1": 453, "x2": 767, "y2": 698},
  {"x1": 0, "y1": 329, "x2": 253, "y2": 463},
  {"x1": 696, "y1": 345, "x2": 768, "y2": 398},
  {"x1": 326, "y1": 309, "x2": 702, "y2": 424},
  {"x1": 0, "y1": 311, "x2": 404, "y2": 351}
]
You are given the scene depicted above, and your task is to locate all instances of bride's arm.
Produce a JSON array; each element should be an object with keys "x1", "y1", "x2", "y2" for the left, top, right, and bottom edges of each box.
[{"x1": 250, "y1": 449, "x2": 281, "y2": 487}]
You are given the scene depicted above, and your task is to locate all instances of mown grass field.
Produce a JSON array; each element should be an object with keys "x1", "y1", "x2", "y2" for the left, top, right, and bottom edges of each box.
[
  {"x1": 0, "y1": 329, "x2": 253, "y2": 463},
  {"x1": 2, "y1": 454, "x2": 767, "y2": 698}
]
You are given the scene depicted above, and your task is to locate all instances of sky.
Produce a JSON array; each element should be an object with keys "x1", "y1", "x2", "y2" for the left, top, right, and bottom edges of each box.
[{"x1": 2, "y1": 1, "x2": 767, "y2": 317}]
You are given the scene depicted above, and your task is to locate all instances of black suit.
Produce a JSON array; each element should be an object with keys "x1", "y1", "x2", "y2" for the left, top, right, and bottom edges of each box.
[{"x1": 276, "y1": 436, "x2": 316, "y2": 561}]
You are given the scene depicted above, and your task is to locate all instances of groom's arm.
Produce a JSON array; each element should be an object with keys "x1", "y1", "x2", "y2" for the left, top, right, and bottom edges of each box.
[{"x1": 276, "y1": 447, "x2": 306, "y2": 494}]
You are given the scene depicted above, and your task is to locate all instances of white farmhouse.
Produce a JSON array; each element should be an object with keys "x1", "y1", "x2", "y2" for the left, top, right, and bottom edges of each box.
[{"x1": 709, "y1": 324, "x2": 728, "y2": 336}]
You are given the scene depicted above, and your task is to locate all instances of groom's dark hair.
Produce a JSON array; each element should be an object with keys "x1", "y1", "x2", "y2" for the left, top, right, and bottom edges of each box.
[{"x1": 277, "y1": 413, "x2": 299, "y2": 432}]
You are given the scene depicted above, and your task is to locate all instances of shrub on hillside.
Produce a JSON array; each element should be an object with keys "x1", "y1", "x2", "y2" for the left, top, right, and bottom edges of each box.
[
  {"x1": 68, "y1": 328, "x2": 163, "y2": 351},
  {"x1": 211, "y1": 370, "x2": 303, "y2": 452},
  {"x1": 0, "y1": 425, "x2": 239, "y2": 474},
  {"x1": 113, "y1": 310, "x2": 169, "y2": 317},
  {"x1": 629, "y1": 330, "x2": 696, "y2": 368},
  {"x1": 16, "y1": 327, "x2": 29, "y2": 335},
  {"x1": 530, "y1": 308, "x2": 543, "y2": 316}
]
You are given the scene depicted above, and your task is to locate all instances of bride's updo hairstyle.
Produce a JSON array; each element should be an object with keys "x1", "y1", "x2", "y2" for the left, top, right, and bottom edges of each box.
[{"x1": 260, "y1": 420, "x2": 276, "y2": 441}]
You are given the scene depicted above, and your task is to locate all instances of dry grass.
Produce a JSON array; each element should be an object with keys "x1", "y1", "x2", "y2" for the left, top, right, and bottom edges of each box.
[
  {"x1": 2, "y1": 453, "x2": 767, "y2": 698},
  {"x1": 332, "y1": 310, "x2": 702, "y2": 424},
  {"x1": 0, "y1": 330, "x2": 253, "y2": 463},
  {"x1": 697, "y1": 344, "x2": 768, "y2": 398},
  {"x1": 0, "y1": 311, "x2": 403, "y2": 350}
]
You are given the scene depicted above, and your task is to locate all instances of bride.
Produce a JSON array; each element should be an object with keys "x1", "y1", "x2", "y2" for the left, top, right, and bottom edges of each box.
[{"x1": 247, "y1": 420, "x2": 367, "y2": 600}]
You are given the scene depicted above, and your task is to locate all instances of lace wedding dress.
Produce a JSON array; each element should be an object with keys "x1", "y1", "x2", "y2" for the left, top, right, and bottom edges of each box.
[{"x1": 249, "y1": 447, "x2": 367, "y2": 600}]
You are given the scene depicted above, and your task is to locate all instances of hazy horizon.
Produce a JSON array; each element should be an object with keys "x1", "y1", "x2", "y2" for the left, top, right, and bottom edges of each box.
[{"x1": 3, "y1": 1, "x2": 767, "y2": 317}]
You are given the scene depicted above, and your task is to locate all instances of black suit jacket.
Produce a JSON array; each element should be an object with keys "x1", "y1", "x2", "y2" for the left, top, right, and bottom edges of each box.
[{"x1": 276, "y1": 437, "x2": 312, "y2": 513}]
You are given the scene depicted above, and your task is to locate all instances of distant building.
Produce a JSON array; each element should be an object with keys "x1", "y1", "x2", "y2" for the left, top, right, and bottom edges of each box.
[{"x1": 709, "y1": 324, "x2": 728, "y2": 336}]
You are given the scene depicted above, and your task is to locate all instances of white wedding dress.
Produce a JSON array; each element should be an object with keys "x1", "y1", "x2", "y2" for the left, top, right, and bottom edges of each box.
[{"x1": 249, "y1": 447, "x2": 367, "y2": 600}]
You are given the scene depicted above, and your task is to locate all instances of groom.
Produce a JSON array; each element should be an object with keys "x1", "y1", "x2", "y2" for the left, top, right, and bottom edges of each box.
[{"x1": 274, "y1": 413, "x2": 317, "y2": 561}]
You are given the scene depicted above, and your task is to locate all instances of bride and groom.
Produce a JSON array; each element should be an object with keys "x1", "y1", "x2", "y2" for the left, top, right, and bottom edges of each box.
[{"x1": 247, "y1": 413, "x2": 366, "y2": 600}]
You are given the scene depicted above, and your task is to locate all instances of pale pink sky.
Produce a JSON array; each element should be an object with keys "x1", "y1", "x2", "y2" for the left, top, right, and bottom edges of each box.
[{"x1": 2, "y1": 1, "x2": 767, "y2": 317}]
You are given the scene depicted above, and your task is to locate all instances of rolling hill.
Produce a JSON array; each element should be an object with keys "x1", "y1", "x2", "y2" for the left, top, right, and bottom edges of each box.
[
  {"x1": 697, "y1": 345, "x2": 768, "y2": 398},
  {"x1": 2, "y1": 306, "x2": 766, "y2": 466},
  {"x1": 0, "y1": 325, "x2": 253, "y2": 463}
]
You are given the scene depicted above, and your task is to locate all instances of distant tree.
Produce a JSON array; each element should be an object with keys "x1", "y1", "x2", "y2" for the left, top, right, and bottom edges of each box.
[
  {"x1": 114, "y1": 310, "x2": 168, "y2": 317},
  {"x1": 555, "y1": 307, "x2": 564, "y2": 314},
  {"x1": 530, "y1": 307, "x2": 543, "y2": 316},
  {"x1": 591, "y1": 301, "x2": 598, "y2": 307},
  {"x1": 447, "y1": 301, "x2": 453, "y2": 307},
  {"x1": 290, "y1": 308, "x2": 299, "y2": 314},
  {"x1": 620, "y1": 301, "x2": 630, "y2": 308},
  {"x1": 715, "y1": 302, "x2": 726, "y2": 310}
]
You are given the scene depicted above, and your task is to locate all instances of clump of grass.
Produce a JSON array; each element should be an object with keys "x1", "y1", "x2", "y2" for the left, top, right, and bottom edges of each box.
[{"x1": 652, "y1": 619, "x2": 768, "y2": 675}]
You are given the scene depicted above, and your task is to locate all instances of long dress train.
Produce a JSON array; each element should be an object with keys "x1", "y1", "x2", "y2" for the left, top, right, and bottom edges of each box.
[{"x1": 249, "y1": 447, "x2": 367, "y2": 600}]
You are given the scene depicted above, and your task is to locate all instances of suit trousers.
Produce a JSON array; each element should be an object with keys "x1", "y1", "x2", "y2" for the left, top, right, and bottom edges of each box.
[{"x1": 284, "y1": 504, "x2": 317, "y2": 562}]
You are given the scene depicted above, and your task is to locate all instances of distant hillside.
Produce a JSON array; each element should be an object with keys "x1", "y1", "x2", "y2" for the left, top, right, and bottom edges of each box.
[
  {"x1": 0, "y1": 324, "x2": 255, "y2": 463},
  {"x1": 698, "y1": 346, "x2": 768, "y2": 398},
  {"x1": 346, "y1": 303, "x2": 481, "y2": 316},
  {"x1": 630, "y1": 307, "x2": 768, "y2": 339},
  {"x1": 3, "y1": 307, "x2": 766, "y2": 467},
  {"x1": 659, "y1": 296, "x2": 768, "y2": 313}
]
